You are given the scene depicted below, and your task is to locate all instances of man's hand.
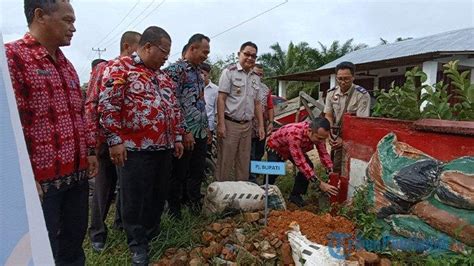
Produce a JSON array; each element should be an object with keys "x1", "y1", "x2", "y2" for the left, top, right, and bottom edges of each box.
[
  {"x1": 217, "y1": 123, "x2": 226, "y2": 139},
  {"x1": 174, "y1": 142, "x2": 184, "y2": 159},
  {"x1": 326, "y1": 167, "x2": 333, "y2": 175},
  {"x1": 330, "y1": 136, "x2": 343, "y2": 148},
  {"x1": 258, "y1": 125, "x2": 265, "y2": 141},
  {"x1": 109, "y1": 144, "x2": 127, "y2": 167},
  {"x1": 266, "y1": 123, "x2": 273, "y2": 136},
  {"x1": 87, "y1": 155, "x2": 99, "y2": 177},
  {"x1": 320, "y1": 181, "x2": 339, "y2": 196},
  {"x1": 36, "y1": 181, "x2": 44, "y2": 203},
  {"x1": 183, "y1": 132, "x2": 195, "y2": 150},
  {"x1": 206, "y1": 128, "x2": 213, "y2": 145}
]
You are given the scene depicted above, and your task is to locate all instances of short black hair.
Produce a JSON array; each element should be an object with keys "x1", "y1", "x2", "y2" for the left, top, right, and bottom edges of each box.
[
  {"x1": 335, "y1": 61, "x2": 356, "y2": 75},
  {"x1": 187, "y1": 33, "x2": 210, "y2": 46},
  {"x1": 24, "y1": 0, "x2": 66, "y2": 26},
  {"x1": 181, "y1": 43, "x2": 189, "y2": 56},
  {"x1": 138, "y1": 26, "x2": 171, "y2": 47},
  {"x1": 91, "y1": 58, "x2": 107, "y2": 69},
  {"x1": 240, "y1": 41, "x2": 258, "y2": 53},
  {"x1": 120, "y1": 31, "x2": 141, "y2": 52},
  {"x1": 310, "y1": 117, "x2": 330, "y2": 132},
  {"x1": 200, "y1": 62, "x2": 211, "y2": 73}
]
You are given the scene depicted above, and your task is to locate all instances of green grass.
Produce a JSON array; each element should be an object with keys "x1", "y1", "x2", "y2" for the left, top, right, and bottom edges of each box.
[{"x1": 84, "y1": 207, "x2": 219, "y2": 265}]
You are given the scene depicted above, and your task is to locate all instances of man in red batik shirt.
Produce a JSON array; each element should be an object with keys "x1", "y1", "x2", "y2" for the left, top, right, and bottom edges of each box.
[
  {"x1": 5, "y1": 0, "x2": 98, "y2": 264},
  {"x1": 266, "y1": 117, "x2": 338, "y2": 207},
  {"x1": 85, "y1": 31, "x2": 141, "y2": 253},
  {"x1": 98, "y1": 26, "x2": 184, "y2": 265}
]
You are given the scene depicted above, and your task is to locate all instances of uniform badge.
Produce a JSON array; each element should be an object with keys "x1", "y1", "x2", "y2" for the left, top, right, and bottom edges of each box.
[{"x1": 252, "y1": 79, "x2": 257, "y2": 89}]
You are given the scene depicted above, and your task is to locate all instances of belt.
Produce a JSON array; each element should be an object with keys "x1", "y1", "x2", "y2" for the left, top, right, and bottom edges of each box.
[{"x1": 225, "y1": 115, "x2": 249, "y2": 124}]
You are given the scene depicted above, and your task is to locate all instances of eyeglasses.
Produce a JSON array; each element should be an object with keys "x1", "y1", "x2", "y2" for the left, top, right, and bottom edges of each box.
[
  {"x1": 336, "y1": 76, "x2": 352, "y2": 82},
  {"x1": 152, "y1": 44, "x2": 170, "y2": 56},
  {"x1": 242, "y1": 52, "x2": 257, "y2": 59}
]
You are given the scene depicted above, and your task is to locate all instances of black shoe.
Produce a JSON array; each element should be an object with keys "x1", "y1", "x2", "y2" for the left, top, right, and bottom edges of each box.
[
  {"x1": 91, "y1": 242, "x2": 105, "y2": 252},
  {"x1": 131, "y1": 252, "x2": 148, "y2": 265},
  {"x1": 288, "y1": 195, "x2": 306, "y2": 207}
]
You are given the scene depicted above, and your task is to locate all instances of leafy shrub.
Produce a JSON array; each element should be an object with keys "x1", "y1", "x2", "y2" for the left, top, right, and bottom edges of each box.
[{"x1": 373, "y1": 60, "x2": 473, "y2": 121}]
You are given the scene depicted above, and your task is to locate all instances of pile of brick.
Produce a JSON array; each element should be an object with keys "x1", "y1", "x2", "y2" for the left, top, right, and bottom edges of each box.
[
  {"x1": 153, "y1": 210, "x2": 391, "y2": 266},
  {"x1": 154, "y1": 212, "x2": 293, "y2": 265}
]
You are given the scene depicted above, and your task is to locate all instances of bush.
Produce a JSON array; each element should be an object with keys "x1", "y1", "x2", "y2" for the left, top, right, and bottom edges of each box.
[{"x1": 373, "y1": 60, "x2": 473, "y2": 121}]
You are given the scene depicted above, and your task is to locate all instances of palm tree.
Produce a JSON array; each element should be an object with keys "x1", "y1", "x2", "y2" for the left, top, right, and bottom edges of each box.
[
  {"x1": 259, "y1": 39, "x2": 368, "y2": 98},
  {"x1": 318, "y1": 39, "x2": 368, "y2": 64}
]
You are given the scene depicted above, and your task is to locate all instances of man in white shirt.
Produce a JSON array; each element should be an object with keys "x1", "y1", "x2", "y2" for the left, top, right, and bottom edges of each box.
[{"x1": 201, "y1": 62, "x2": 218, "y2": 133}]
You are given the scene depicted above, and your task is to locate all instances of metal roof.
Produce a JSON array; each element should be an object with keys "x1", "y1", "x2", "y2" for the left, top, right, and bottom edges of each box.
[{"x1": 272, "y1": 27, "x2": 474, "y2": 81}]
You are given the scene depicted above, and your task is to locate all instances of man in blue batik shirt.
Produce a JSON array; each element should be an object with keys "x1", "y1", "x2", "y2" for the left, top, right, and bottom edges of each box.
[{"x1": 165, "y1": 33, "x2": 211, "y2": 218}]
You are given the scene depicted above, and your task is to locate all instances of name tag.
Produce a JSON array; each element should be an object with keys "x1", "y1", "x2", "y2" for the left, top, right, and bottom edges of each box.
[{"x1": 36, "y1": 69, "x2": 51, "y2": 76}]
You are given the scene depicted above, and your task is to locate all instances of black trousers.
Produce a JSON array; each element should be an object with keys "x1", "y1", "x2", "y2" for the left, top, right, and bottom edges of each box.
[
  {"x1": 249, "y1": 137, "x2": 266, "y2": 183},
  {"x1": 119, "y1": 150, "x2": 172, "y2": 254},
  {"x1": 42, "y1": 181, "x2": 89, "y2": 266},
  {"x1": 267, "y1": 148, "x2": 311, "y2": 197},
  {"x1": 168, "y1": 137, "x2": 207, "y2": 215},
  {"x1": 89, "y1": 143, "x2": 120, "y2": 243}
]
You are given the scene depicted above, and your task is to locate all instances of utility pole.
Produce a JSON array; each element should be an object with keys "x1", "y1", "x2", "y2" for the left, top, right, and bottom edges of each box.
[{"x1": 92, "y1": 48, "x2": 106, "y2": 59}]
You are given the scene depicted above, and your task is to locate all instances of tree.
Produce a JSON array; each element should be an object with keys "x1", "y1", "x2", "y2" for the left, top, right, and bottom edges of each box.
[
  {"x1": 318, "y1": 39, "x2": 368, "y2": 64},
  {"x1": 206, "y1": 53, "x2": 236, "y2": 84},
  {"x1": 259, "y1": 39, "x2": 368, "y2": 99}
]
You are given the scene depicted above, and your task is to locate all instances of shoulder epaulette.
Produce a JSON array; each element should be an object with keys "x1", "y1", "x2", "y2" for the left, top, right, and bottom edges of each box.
[
  {"x1": 327, "y1": 87, "x2": 336, "y2": 92},
  {"x1": 227, "y1": 64, "x2": 237, "y2": 71},
  {"x1": 356, "y1": 86, "x2": 367, "y2": 94}
]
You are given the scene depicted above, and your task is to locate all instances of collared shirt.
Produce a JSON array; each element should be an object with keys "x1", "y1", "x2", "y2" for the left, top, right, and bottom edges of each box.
[
  {"x1": 324, "y1": 84, "x2": 370, "y2": 125},
  {"x1": 267, "y1": 121, "x2": 333, "y2": 179},
  {"x1": 218, "y1": 63, "x2": 263, "y2": 121},
  {"x1": 165, "y1": 59, "x2": 208, "y2": 139},
  {"x1": 204, "y1": 81, "x2": 219, "y2": 131},
  {"x1": 84, "y1": 60, "x2": 108, "y2": 149},
  {"x1": 98, "y1": 52, "x2": 184, "y2": 151},
  {"x1": 5, "y1": 33, "x2": 90, "y2": 194}
]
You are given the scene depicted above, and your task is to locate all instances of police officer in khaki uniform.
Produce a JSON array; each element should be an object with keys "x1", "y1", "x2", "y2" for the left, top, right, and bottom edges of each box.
[
  {"x1": 216, "y1": 41, "x2": 265, "y2": 181},
  {"x1": 324, "y1": 61, "x2": 370, "y2": 173}
]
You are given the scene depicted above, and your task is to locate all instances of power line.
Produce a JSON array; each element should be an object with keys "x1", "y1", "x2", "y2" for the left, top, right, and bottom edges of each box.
[
  {"x1": 92, "y1": 47, "x2": 107, "y2": 59},
  {"x1": 211, "y1": 0, "x2": 288, "y2": 39},
  {"x1": 131, "y1": 0, "x2": 166, "y2": 29},
  {"x1": 101, "y1": 0, "x2": 158, "y2": 49},
  {"x1": 94, "y1": 0, "x2": 142, "y2": 48},
  {"x1": 77, "y1": 0, "x2": 148, "y2": 80},
  {"x1": 77, "y1": 50, "x2": 95, "y2": 83},
  {"x1": 168, "y1": 0, "x2": 288, "y2": 60}
]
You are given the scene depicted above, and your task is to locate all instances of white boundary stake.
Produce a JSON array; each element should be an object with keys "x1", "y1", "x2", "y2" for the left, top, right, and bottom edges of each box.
[{"x1": 250, "y1": 161, "x2": 286, "y2": 225}]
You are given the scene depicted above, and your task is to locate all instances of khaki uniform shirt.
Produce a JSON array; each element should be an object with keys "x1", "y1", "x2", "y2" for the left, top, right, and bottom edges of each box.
[
  {"x1": 324, "y1": 84, "x2": 370, "y2": 125},
  {"x1": 218, "y1": 63, "x2": 262, "y2": 121}
]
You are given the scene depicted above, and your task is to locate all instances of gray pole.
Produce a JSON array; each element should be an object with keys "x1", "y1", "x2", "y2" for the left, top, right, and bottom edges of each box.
[{"x1": 264, "y1": 174, "x2": 269, "y2": 226}]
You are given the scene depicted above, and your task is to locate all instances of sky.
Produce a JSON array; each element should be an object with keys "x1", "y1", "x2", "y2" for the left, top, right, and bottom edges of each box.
[{"x1": 1, "y1": 0, "x2": 473, "y2": 84}]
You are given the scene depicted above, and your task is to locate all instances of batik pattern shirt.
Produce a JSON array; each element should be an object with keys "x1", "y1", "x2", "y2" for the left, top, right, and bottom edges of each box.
[
  {"x1": 267, "y1": 121, "x2": 333, "y2": 179},
  {"x1": 5, "y1": 33, "x2": 90, "y2": 194},
  {"x1": 98, "y1": 52, "x2": 184, "y2": 151},
  {"x1": 165, "y1": 59, "x2": 208, "y2": 139},
  {"x1": 84, "y1": 60, "x2": 108, "y2": 149}
]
